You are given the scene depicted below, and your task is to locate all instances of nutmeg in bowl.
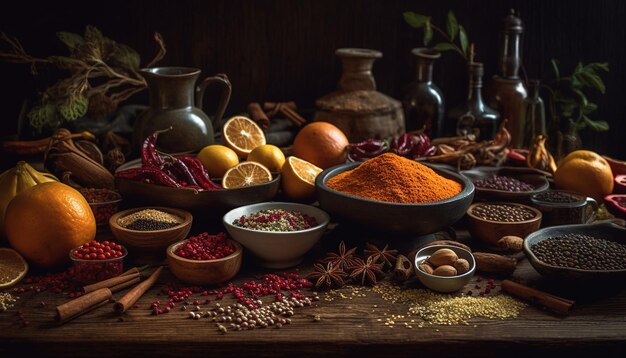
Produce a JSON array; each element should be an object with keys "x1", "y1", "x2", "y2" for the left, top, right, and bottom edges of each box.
[{"x1": 414, "y1": 245, "x2": 475, "y2": 293}]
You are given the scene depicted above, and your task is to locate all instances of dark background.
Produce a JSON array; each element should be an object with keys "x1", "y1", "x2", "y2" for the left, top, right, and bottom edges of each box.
[{"x1": 0, "y1": 0, "x2": 624, "y2": 158}]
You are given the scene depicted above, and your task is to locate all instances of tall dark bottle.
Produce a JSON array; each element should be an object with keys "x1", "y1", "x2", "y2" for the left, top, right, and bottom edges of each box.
[
  {"x1": 485, "y1": 9, "x2": 528, "y2": 147},
  {"x1": 403, "y1": 48, "x2": 444, "y2": 137},
  {"x1": 448, "y1": 62, "x2": 500, "y2": 141}
]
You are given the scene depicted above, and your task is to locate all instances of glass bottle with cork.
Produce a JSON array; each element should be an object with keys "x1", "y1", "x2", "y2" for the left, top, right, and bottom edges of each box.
[{"x1": 485, "y1": 9, "x2": 528, "y2": 148}]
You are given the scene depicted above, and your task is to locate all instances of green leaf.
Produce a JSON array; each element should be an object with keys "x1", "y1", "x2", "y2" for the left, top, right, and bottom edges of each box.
[
  {"x1": 109, "y1": 43, "x2": 141, "y2": 70},
  {"x1": 433, "y1": 43, "x2": 457, "y2": 52},
  {"x1": 446, "y1": 11, "x2": 459, "y2": 41},
  {"x1": 84, "y1": 25, "x2": 104, "y2": 46},
  {"x1": 576, "y1": 70, "x2": 606, "y2": 93},
  {"x1": 424, "y1": 20, "x2": 433, "y2": 46},
  {"x1": 57, "y1": 94, "x2": 88, "y2": 121},
  {"x1": 27, "y1": 102, "x2": 57, "y2": 131},
  {"x1": 574, "y1": 62, "x2": 583, "y2": 74},
  {"x1": 557, "y1": 99, "x2": 577, "y2": 118},
  {"x1": 56, "y1": 32, "x2": 84, "y2": 51},
  {"x1": 587, "y1": 62, "x2": 609, "y2": 73},
  {"x1": 551, "y1": 59, "x2": 560, "y2": 79},
  {"x1": 583, "y1": 116, "x2": 609, "y2": 131},
  {"x1": 572, "y1": 88, "x2": 588, "y2": 107},
  {"x1": 583, "y1": 102, "x2": 598, "y2": 114},
  {"x1": 459, "y1": 25, "x2": 468, "y2": 56},
  {"x1": 403, "y1": 12, "x2": 429, "y2": 28}
]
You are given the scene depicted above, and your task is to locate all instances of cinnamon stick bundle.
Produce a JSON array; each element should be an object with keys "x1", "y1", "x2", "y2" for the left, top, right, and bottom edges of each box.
[
  {"x1": 55, "y1": 288, "x2": 112, "y2": 323},
  {"x1": 247, "y1": 102, "x2": 270, "y2": 128},
  {"x1": 501, "y1": 279, "x2": 575, "y2": 315},
  {"x1": 114, "y1": 266, "x2": 163, "y2": 314}
]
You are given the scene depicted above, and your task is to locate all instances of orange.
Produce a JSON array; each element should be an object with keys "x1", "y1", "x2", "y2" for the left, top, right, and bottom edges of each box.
[
  {"x1": 222, "y1": 116, "x2": 266, "y2": 157},
  {"x1": 247, "y1": 144, "x2": 286, "y2": 172},
  {"x1": 222, "y1": 162, "x2": 272, "y2": 189},
  {"x1": 5, "y1": 182, "x2": 96, "y2": 268},
  {"x1": 196, "y1": 145, "x2": 240, "y2": 178},
  {"x1": 292, "y1": 122, "x2": 349, "y2": 169},
  {"x1": 554, "y1": 150, "x2": 614, "y2": 201},
  {"x1": 0, "y1": 248, "x2": 28, "y2": 289},
  {"x1": 281, "y1": 156, "x2": 323, "y2": 201}
]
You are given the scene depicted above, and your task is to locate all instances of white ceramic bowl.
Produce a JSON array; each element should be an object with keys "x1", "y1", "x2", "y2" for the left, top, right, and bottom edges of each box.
[
  {"x1": 414, "y1": 245, "x2": 476, "y2": 293},
  {"x1": 223, "y1": 202, "x2": 330, "y2": 269}
]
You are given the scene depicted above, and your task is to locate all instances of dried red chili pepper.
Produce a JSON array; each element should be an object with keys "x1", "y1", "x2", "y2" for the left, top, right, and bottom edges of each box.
[
  {"x1": 161, "y1": 156, "x2": 199, "y2": 187},
  {"x1": 116, "y1": 167, "x2": 182, "y2": 188},
  {"x1": 392, "y1": 134, "x2": 414, "y2": 157},
  {"x1": 141, "y1": 127, "x2": 172, "y2": 168},
  {"x1": 348, "y1": 139, "x2": 389, "y2": 161},
  {"x1": 178, "y1": 156, "x2": 222, "y2": 190}
]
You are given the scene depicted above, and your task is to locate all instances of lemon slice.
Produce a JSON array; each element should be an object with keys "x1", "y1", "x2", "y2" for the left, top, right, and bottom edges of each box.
[
  {"x1": 222, "y1": 116, "x2": 266, "y2": 157},
  {"x1": 281, "y1": 156, "x2": 323, "y2": 200},
  {"x1": 0, "y1": 248, "x2": 28, "y2": 289},
  {"x1": 222, "y1": 162, "x2": 272, "y2": 189}
]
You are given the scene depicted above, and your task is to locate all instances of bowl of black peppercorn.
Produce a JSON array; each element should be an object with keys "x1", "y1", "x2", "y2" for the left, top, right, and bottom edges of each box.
[
  {"x1": 461, "y1": 166, "x2": 549, "y2": 204},
  {"x1": 524, "y1": 221, "x2": 626, "y2": 280},
  {"x1": 466, "y1": 202, "x2": 542, "y2": 246}
]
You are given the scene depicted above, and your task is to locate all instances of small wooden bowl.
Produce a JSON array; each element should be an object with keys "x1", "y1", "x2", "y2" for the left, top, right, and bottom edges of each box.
[
  {"x1": 109, "y1": 207, "x2": 193, "y2": 262},
  {"x1": 467, "y1": 202, "x2": 542, "y2": 245},
  {"x1": 167, "y1": 240, "x2": 242, "y2": 285}
]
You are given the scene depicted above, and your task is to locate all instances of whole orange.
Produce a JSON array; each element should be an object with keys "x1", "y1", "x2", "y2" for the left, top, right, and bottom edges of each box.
[
  {"x1": 5, "y1": 182, "x2": 96, "y2": 268},
  {"x1": 554, "y1": 150, "x2": 614, "y2": 201},
  {"x1": 292, "y1": 122, "x2": 349, "y2": 169}
]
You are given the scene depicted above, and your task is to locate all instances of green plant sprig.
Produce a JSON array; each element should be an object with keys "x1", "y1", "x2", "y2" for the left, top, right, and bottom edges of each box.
[{"x1": 403, "y1": 10, "x2": 469, "y2": 62}]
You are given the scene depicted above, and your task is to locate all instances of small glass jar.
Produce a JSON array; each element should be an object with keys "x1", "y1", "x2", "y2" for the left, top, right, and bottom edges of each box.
[{"x1": 69, "y1": 246, "x2": 127, "y2": 285}]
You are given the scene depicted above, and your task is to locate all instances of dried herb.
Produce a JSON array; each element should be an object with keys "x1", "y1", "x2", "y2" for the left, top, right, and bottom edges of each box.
[
  {"x1": 349, "y1": 257, "x2": 385, "y2": 286},
  {"x1": 0, "y1": 26, "x2": 167, "y2": 132},
  {"x1": 364, "y1": 242, "x2": 398, "y2": 269},
  {"x1": 321, "y1": 241, "x2": 360, "y2": 271},
  {"x1": 306, "y1": 262, "x2": 346, "y2": 290}
]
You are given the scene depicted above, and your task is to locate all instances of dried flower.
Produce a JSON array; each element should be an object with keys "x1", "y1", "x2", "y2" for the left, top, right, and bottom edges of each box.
[
  {"x1": 349, "y1": 257, "x2": 385, "y2": 286},
  {"x1": 306, "y1": 262, "x2": 347, "y2": 290},
  {"x1": 322, "y1": 241, "x2": 360, "y2": 271},
  {"x1": 364, "y1": 242, "x2": 398, "y2": 269}
]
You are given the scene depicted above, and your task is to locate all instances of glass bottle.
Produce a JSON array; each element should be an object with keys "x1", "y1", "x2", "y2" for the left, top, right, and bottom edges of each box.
[
  {"x1": 519, "y1": 79, "x2": 546, "y2": 148},
  {"x1": 448, "y1": 62, "x2": 500, "y2": 141},
  {"x1": 485, "y1": 9, "x2": 528, "y2": 147},
  {"x1": 402, "y1": 48, "x2": 445, "y2": 137}
]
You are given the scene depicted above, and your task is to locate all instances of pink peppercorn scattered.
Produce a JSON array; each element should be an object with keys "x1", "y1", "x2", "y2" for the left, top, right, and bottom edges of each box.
[{"x1": 175, "y1": 232, "x2": 234, "y2": 260}]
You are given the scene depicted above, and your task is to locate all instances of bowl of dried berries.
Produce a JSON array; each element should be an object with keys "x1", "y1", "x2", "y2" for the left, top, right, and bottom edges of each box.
[
  {"x1": 167, "y1": 232, "x2": 243, "y2": 285},
  {"x1": 109, "y1": 207, "x2": 193, "y2": 262},
  {"x1": 461, "y1": 166, "x2": 549, "y2": 203},
  {"x1": 69, "y1": 240, "x2": 127, "y2": 285},
  {"x1": 467, "y1": 202, "x2": 542, "y2": 246},
  {"x1": 524, "y1": 221, "x2": 626, "y2": 280},
  {"x1": 223, "y1": 202, "x2": 330, "y2": 269},
  {"x1": 414, "y1": 245, "x2": 476, "y2": 293},
  {"x1": 79, "y1": 188, "x2": 122, "y2": 227}
]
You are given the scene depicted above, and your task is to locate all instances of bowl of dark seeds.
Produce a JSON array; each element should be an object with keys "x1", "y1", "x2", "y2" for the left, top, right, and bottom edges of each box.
[
  {"x1": 461, "y1": 166, "x2": 549, "y2": 203},
  {"x1": 524, "y1": 221, "x2": 626, "y2": 280},
  {"x1": 467, "y1": 202, "x2": 542, "y2": 246},
  {"x1": 109, "y1": 207, "x2": 193, "y2": 262}
]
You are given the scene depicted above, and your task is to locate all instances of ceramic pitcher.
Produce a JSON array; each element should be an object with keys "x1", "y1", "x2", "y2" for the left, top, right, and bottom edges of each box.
[{"x1": 133, "y1": 67, "x2": 232, "y2": 153}]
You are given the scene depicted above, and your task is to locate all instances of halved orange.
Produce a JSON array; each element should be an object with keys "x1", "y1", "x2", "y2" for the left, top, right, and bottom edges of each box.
[
  {"x1": 222, "y1": 116, "x2": 266, "y2": 157},
  {"x1": 222, "y1": 162, "x2": 272, "y2": 189},
  {"x1": 0, "y1": 248, "x2": 28, "y2": 289},
  {"x1": 281, "y1": 156, "x2": 323, "y2": 201}
]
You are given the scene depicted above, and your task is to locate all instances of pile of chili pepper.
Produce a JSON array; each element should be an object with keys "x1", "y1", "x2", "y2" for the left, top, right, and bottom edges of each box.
[
  {"x1": 348, "y1": 132, "x2": 435, "y2": 161},
  {"x1": 115, "y1": 128, "x2": 222, "y2": 190}
]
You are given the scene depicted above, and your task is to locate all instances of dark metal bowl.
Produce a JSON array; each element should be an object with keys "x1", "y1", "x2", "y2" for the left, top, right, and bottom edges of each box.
[
  {"x1": 116, "y1": 158, "x2": 280, "y2": 213},
  {"x1": 524, "y1": 221, "x2": 626, "y2": 281},
  {"x1": 461, "y1": 166, "x2": 550, "y2": 204},
  {"x1": 315, "y1": 161, "x2": 474, "y2": 235}
]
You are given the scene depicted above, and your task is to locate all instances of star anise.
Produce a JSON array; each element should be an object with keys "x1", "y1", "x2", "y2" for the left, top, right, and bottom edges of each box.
[
  {"x1": 305, "y1": 262, "x2": 347, "y2": 290},
  {"x1": 349, "y1": 257, "x2": 386, "y2": 286},
  {"x1": 322, "y1": 241, "x2": 360, "y2": 271},
  {"x1": 364, "y1": 242, "x2": 398, "y2": 269}
]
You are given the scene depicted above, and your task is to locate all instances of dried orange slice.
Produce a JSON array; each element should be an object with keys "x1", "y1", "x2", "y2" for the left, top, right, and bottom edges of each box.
[
  {"x1": 222, "y1": 162, "x2": 272, "y2": 189},
  {"x1": 0, "y1": 248, "x2": 28, "y2": 289},
  {"x1": 222, "y1": 116, "x2": 266, "y2": 157},
  {"x1": 281, "y1": 156, "x2": 323, "y2": 201}
]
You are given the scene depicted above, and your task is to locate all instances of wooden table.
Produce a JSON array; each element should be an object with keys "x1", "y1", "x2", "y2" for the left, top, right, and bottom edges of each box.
[{"x1": 1, "y1": 228, "x2": 626, "y2": 357}]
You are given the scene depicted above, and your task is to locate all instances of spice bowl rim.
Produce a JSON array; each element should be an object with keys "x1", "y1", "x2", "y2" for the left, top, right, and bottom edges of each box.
[
  {"x1": 166, "y1": 239, "x2": 243, "y2": 264},
  {"x1": 222, "y1": 202, "x2": 330, "y2": 236},
  {"x1": 84, "y1": 189, "x2": 123, "y2": 207},
  {"x1": 466, "y1": 202, "x2": 542, "y2": 225},
  {"x1": 414, "y1": 245, "x2": 476, "y2": 292},
  {"x1": 109, "y1": 206, "x2": 193, "y2": 234},
  {"x1": 530, "y1": 189, "x2": 592, "y2": 208},
  {"x1": 460, "y1": 166, "x2": 550, "y2": 200},
  {"x1": 68, "y1": 244, "x2": 128, "y2": 264}
]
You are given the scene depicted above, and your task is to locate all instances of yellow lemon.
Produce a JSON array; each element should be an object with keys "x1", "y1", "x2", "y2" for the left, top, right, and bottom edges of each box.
[
  {"x1": 196, "y1": 145, "x2": 240, "y2": 179},
  {"x1": 247, "y1": 144, "x2": 286, "y2": 172}
]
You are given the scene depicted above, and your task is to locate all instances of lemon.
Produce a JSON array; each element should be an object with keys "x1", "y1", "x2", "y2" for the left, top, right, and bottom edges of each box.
[
  {"x1": 222, "y1": 162, "x2": 272, "y2": 189},
  {"x1": 247, "y1": 144, "x2": 286, "y2": 172},
  {"x1": 281, "y1": 156, "x2": 322, "y2": 201},
  {"x1": 196, "y1": 145, "x2": 240, "y2": 179},
  {"x1": 222, "y1": 116, "x2": 266, "y2": 157},
  {"x1": 0, "y1": 248, "x2": 28, "y2": 289}
]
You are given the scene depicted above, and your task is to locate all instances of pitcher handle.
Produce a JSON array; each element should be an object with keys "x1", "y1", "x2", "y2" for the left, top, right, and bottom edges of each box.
[
  {"x1": 584, "y1": 197, "x2": 599, "y2": 224},
  {"x1": 196, "y1": 73, "x2": 232, "y2": 129}
]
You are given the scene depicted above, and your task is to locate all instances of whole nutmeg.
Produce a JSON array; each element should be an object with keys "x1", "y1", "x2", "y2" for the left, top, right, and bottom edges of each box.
[
  {"x1": 428, "y1": 248, "x2": 458, "y2": 267},
  {"x1": 453, "y1": 258, "x2": 471, "y2": 274},
  {"x1": 432, "y1": 265, "x2": 458, "y2": 277},
  {"x1": 418, "y1": 262, "x2": 434, "y2": 275}
]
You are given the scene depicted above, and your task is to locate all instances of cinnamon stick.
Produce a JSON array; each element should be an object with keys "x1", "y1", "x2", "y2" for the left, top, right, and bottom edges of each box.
[
  {"x1": 247, "y1": 102, "x2": 270, "y2": 128},
  {"x1": 280, "y1": 105, "x2": 307, "y2": 127},
  {"x1": 55, "y1": 288, "x2": 112, "y2": 323},
  {"x1": 83, "y1": 272, "x2": 141, "y2": 293},
  {"x1": 264, "y1": 101, "x2": 297, "y2": 113},
  {"x1": 110, "y1": 277, "x2": 141, "y2": 293},
  {"x1": 473, "y1": 252, "x2": 517, "y2": 276},
  {"x1": 501, "y1": 279, "x2": 575, "y2": 315},
  {"x1": 114, "y1": 266, "x2": 163, "y2": 313}
]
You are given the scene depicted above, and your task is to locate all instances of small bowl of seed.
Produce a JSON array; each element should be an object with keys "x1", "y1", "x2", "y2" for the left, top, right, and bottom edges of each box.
[
  {"x1": 109, "y1": 207, "x2": 193, "y2": 262},
  {"x1": 79, "y1": 188, "x2": 122, "y2": 227},
  {"x1": 467, "y1": 202, "x2": 542, "y2": 246},
  {"x1": 414, "y1": 245, "x2": 476, "y2": 293}
]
